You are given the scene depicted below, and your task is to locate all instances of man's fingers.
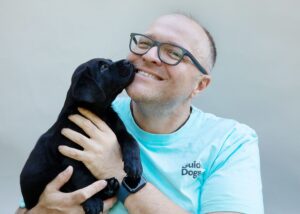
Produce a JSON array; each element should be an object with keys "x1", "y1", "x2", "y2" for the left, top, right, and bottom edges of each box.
[
  {"x1": 58, "y1": 145, "x2": 87, "y2": 162},
  {"x1": 61, "y1": 128, "x2": 91, "y2": 149},
  {"x1": 68, "y1": 114, "x2": 100, "y2": 138},
  {"x1": 47, "y1": 166, "x2": 73, "y2": 190},
  {"x1": 78, "y1": 107, "x2": 110, "y2": 131},
  {"x1": 70, "y1": 180, "x2": 107, "y2": 204},
  {"x1": 103, "y1": 197, "x2": 117, "y2": 212}
]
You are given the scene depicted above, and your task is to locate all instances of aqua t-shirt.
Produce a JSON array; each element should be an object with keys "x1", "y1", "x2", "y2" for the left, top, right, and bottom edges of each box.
[
  {"x1": 109, "y1": 97, "x2": 264, "y2": 214},
  {"x1": 19, "y1": 96, "x2": 264, "y2": 213}
]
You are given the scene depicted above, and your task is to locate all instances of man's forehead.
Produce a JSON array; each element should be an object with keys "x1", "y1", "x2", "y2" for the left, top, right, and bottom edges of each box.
[
  {"x1": 144, "y1": 14, "x2": 211, "y2": 70},
  {"x1": 145, "y1": 15, "x2": 196, "y2": 45},
  {"x1": 148, "y1": 15, "x2": 199, "y2": 36},
  {"x1": 146, "y1": 15, "x2": 207, "y2": 48}
]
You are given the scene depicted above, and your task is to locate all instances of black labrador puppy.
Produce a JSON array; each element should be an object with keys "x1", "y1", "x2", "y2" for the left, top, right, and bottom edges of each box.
[{"x1": 20, "y1": 58, "x2": 142, "y2": 214}]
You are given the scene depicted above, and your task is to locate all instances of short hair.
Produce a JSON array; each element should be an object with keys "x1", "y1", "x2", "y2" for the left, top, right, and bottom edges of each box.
[
  {"x1": 202, "y1": 27, "x2": 217, "y2": 69},
  {"x1": 171, "y1": 12, "x2": 217, "y2": 71}
]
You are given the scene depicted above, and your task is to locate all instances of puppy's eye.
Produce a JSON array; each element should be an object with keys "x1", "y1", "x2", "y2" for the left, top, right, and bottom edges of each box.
[{"x1": 100, "y1": 64, "x2": 109, "y2": 71}]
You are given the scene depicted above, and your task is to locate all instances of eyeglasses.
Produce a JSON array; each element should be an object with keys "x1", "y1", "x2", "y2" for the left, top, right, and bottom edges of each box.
[{"x1": 129, "y1": 33, "x2": 208, "y2": 75}]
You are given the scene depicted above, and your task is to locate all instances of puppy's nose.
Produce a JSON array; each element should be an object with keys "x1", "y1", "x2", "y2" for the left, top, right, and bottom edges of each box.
[{"x1": 119, "y1": 60, "x2": 134, "y2": 77}]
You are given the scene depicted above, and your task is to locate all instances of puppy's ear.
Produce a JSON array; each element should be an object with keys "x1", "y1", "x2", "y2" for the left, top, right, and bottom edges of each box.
[
  {"x1": 70, "y1": 58, "x2": 113, "y2": 104},
  {"x1": 71, "y1": 58, "x2": 113, "y2": 82},
  {"x1": 71, "y1": 63, "x2": 86, "y2": 83},
  {"x1": 86, "y1": 58, "x2": 113, "y2": 73},
  {"x1": 71, "y1": 76, "x2": 106, "y2": 104}
]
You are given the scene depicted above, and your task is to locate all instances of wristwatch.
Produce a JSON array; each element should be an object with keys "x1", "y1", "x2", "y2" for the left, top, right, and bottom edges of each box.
[{"x1": 117, "y1": 175, "x2": 147, "y2": 204}]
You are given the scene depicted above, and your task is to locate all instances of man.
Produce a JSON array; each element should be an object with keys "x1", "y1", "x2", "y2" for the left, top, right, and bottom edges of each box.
[{"x1": 16, "y1": 13, "x2": 264, "y2": 213}]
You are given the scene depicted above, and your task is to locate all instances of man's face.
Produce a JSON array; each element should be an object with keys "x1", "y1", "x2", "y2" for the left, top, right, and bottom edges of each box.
[{"x1": 126, "y1": 15, "x2": 211, "y2": 106}]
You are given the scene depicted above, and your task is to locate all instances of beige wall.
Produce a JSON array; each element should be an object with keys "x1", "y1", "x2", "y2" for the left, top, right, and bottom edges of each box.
[{"x1": 0, "y1": 0, "x2": 299, "y2": 213}]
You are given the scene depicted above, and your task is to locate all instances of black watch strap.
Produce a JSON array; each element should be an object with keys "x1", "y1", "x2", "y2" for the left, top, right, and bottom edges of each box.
[
  {"x1": 117, "y1": 176, "x2": 147, "y2": 204},
  {"x1": 117, "y1": 182, "x2": 131, "y2": 204}
]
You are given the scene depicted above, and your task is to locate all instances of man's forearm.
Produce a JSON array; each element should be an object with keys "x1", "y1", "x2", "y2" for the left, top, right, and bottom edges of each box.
[
  {"x1": 124, "y1": 182, "x2": 189, "y2": 214},
  {"x1": 15, "y1": 206, "x2": 46, "y2": 214}
]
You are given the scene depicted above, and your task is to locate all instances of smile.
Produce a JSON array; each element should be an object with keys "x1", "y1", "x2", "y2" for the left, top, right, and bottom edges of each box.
[{"x1": 137, "y1": 70, "x2": 162, "y2": 81}]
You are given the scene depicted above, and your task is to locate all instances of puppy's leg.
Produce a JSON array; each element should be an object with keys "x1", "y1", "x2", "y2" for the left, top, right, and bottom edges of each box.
[
  {"x1": 81, "y1": 178, "x2": 119, "y2": 214},
  {"x1": 20, "y1": 137, "x2": 61, "y2": 209},
  {"x1": 118, "y1": 130, "x2": 143, "y2": 180},
  {"x1": 105, "y1": 107, "x2": 143, "y2": 181},
  {"x1": 61, "y1": 160, "x2": 118, "y2": 214},
  {"x1": 21, "y1": 166, "x2": 60, "y2": 209},
  {"x1": 59, "y1": 159, "x2": 103, "y2": 214}
]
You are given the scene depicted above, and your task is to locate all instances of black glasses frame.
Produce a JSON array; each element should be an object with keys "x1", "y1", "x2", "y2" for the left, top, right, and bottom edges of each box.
[{"x1": 129, "y1": 33, "x2": 208, "y2": 75}]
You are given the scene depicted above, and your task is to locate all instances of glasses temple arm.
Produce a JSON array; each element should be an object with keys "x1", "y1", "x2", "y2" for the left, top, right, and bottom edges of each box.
[{"x1": 186, "y1": 53, "x2": 208, "y2": 75}]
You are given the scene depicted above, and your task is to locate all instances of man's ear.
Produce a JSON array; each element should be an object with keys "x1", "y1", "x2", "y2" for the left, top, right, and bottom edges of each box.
[
  {"x1": 191, "y1": 75, "x2": 211, "y2": 98},
  {"x1": 71, "y1": 77, "x2": 106, "y2": 104}
]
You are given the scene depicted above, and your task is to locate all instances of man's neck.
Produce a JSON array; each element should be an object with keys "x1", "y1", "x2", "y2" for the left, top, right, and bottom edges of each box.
[{"x1": 130, "y1": 100, "x2": 192, "y2": 134}]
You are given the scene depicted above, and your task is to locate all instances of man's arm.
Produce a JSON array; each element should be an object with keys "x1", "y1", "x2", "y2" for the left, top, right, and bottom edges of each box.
[
  {"x1": 124, "y1": 182, "x2": 188, "y2": 214},
  {"x1": 15, "y1": 166, "x2": 112, "y2": 214},
  {"x1": 123, "y1": 182, "x2": 240, "y2": 214},
  {"x1": 208, "y1": 213, "x2": 240, "y2": 214}
]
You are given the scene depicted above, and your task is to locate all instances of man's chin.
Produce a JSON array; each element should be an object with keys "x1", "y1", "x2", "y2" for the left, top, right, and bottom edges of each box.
[{"x1": 126, "y1": 89, "x2": 154, "y2": 103}]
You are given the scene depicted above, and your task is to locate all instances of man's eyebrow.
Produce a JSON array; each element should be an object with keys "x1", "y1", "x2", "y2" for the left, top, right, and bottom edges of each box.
[
  {"x1": 144, "y1": 33, "x2": 155, "y2": 38},
  {"x1": 144, "y1": 33, "x2": 184, "y2": 48}
]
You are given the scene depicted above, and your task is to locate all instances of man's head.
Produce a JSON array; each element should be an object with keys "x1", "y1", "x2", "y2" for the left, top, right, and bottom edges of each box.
[{"x1": 126, "y1": 13, "x2": 216, "y2": 107}]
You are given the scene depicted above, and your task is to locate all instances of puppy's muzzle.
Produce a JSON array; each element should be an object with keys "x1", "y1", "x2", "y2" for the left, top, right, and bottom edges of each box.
[{"x1": 118, "y1": 60, "x2": 135, "y2": 77}]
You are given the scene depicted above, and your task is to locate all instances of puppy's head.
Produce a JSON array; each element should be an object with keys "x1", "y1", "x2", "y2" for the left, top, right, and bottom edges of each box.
[{"x1": 70, "y1": 58, "x2": 135, "y2": 107}]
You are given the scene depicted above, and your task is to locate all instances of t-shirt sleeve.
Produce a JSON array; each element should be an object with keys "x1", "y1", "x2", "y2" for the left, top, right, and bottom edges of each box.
[{"x1": 200, "y1": 124, "x2": 264, "y2": 214}]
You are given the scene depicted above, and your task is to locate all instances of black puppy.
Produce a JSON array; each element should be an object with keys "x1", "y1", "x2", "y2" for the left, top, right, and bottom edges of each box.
[{"x1": 20, "y1": 58, "x2": 143, "y2": 214}]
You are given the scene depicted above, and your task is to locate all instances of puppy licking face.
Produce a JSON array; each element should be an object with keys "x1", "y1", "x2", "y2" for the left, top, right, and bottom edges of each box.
[{"x1": 71, "y1": 59, "x2": 136, "y2": 107}]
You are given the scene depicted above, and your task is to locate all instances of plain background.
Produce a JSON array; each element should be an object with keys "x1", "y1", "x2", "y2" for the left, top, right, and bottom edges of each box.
[{"x1": 0, "y1": 0, "x2": 299, "y2": 213}]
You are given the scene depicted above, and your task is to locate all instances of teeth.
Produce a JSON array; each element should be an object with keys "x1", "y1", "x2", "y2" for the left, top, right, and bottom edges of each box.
[{"x1": 137, "y1": 71, "x2": 159, "y2": 80}]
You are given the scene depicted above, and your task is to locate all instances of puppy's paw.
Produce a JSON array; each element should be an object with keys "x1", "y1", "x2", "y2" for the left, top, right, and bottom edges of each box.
[
  {"x1": 123, "y1": 156, "x2": 143, "y2": 180},
  {"x1": 82, "y1": 197, "x2": 103, "y2": 214},
  {"x1": 101, "y1": 177, "x2": 119, "y2": 199}
]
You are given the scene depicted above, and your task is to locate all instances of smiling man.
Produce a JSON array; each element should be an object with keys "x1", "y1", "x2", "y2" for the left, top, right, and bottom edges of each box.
[{"x1": 17, "y1": 13, "x2": 263, "y2": 214}]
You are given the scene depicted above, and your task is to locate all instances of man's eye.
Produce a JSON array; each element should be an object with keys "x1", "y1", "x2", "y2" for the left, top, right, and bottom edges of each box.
[
  {"x1": 137, "y1": 41, "x2": 152, "y2": 49},
  {"x1": 171, "y1": 51, "x2": 182, "y2": 58},
  {"x1": 167, "y1": 49, "x2": 182, "y2": 60}
]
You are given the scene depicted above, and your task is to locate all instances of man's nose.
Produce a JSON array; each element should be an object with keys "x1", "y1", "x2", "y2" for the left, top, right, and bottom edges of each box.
[{"x1": 141, "y1": 46, "x2": 162, "y2": 65}]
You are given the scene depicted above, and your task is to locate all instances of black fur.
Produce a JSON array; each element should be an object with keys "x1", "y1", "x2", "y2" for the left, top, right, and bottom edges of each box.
[{"x1": 20, "y1": 58, "x2": 143, "y2": 214}]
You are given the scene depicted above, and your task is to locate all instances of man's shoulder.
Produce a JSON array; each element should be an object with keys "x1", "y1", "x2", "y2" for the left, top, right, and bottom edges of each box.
[{"x1": 192, "y1": 105, "x2": 257, "y2": 139}]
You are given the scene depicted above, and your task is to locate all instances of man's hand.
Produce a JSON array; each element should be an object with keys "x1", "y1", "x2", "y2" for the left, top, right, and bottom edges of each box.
[
  {"x1": 58, "y1": 107, "x2": 126, "y2": 182},
  {"x1": 16, "y1": 166, "x2": 110, "y2": 214}
]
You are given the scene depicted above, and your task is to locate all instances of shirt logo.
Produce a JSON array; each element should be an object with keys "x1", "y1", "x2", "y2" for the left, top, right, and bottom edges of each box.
[{"x1": 181, "y1": 161, "x2": 205, "y2": 179}]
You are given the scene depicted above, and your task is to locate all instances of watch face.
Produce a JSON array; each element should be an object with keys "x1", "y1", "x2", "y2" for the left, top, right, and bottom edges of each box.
[
  {"x1": 123, "y1": 176, "x2": 147, "y2": 193},
  {"x1": 124, "y1": 176, "x2": 140, "y2": 188}
]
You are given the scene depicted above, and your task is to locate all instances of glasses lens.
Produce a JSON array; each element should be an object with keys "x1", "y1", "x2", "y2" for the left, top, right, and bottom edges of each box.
[
  {"x1": 159, "y1": 44, "x2": 184, "y2": 65},
  {"x1": 130, "y1": 34, "x2": 153, "y2": 55}
]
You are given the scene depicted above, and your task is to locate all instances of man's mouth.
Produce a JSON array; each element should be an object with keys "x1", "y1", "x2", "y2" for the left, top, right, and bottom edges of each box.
[{"x1": 136, "y1": 70, "x2": 163, "y2": 81}]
